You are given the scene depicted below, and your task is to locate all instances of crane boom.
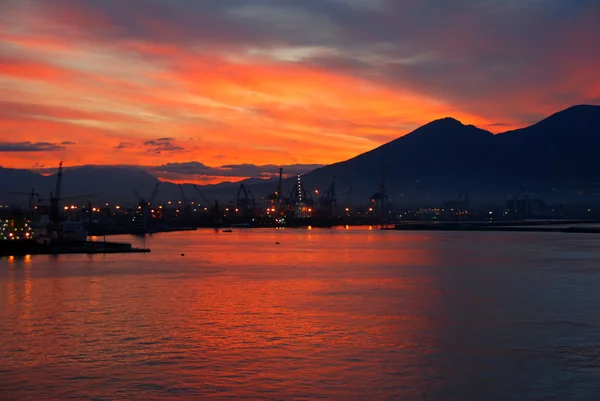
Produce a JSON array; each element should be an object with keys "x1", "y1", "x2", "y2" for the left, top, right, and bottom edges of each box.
[
  {"x1": 8, "y1": 191, "x2": 39, "y2": 196},
  {"x1": 148, "y1": 183, "x2": 160, "y2": 205},
  {"x1": 54, "y1": 161, "x2": 63, "y2": 202},
  {"x1": 178, "y1": 184, "x2": 189, "y2": 205},
  {"x1": 276, "y1": 167, "x2": 283, "y2": 210},
  {"x1": 192, "y1": 184, "x2": 212, "y2": 206},
  {"x1": 8, "y1": 188, "x2": 40, "y2": 217},
  {"x1": 344, "y1": 186, "x2": 353, "y2": 208}
]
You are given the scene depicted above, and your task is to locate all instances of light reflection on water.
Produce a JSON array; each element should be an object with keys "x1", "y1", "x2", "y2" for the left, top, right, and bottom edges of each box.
[{"x1": 1, "y1": 228, "x2": 600, "y2": 400}]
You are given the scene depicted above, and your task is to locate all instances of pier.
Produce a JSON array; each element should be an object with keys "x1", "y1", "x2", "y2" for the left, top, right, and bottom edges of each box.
[{"x1": 0, "y1": 240, "x2": 150, "y2": 257}]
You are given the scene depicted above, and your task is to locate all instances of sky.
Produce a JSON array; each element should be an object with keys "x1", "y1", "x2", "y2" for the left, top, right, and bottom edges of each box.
[{"x1": 0, "y1": 0, "x2": 599, "y2": 183}]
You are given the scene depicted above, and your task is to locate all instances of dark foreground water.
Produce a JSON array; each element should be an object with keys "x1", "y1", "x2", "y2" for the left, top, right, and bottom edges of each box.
[{"x1": 2, "y1": 228, "x2": 600, "y2": 400}]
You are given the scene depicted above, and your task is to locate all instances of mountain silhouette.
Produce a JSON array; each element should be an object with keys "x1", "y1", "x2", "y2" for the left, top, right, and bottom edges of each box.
[
  {"x1": 298, "y1": 104, "x2": 600, "y2": 205},
  {"x1": 495, "y1": 105, "x2": 600, "y2": 187},
  {"x1": 0, "y1": 165, "x2": 275, "y2": 209}
]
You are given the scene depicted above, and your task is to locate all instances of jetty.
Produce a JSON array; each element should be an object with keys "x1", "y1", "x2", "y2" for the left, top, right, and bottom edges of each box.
[
  {"x1": 388, "y1": 220, "x2": 600, "y2": 233},
  {"x1": 0, "y1": 240, "x2": 150, "y2": 257}
]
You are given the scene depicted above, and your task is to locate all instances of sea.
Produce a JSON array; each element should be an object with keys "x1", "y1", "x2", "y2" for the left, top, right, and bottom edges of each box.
[{"x1": 1, "y1": 228, "x2": 600, "y2": 400}]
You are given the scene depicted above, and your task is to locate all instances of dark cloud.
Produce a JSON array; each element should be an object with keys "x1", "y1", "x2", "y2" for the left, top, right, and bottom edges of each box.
[
  {"x1": 152, "y1": 161, "x2": 216, "y2": 176},
  {"x1": 150, "y1": 161, "x2": 323, "y2": 181},
  {"x1": 220, "y1": 163, "x2": 323, "y2": 178},
  {"x1": 0, "y1": 141, "x2": 74, "y2": 152},
  {"x1": 27, "y1": 162, "x2": 323, "y2": 182},
  {"x1": 115, "y1": 142, "x2": 135, "y2": 149},
  {"x1": 143, "y1": 138, "x2": 184, "y2": 154}
]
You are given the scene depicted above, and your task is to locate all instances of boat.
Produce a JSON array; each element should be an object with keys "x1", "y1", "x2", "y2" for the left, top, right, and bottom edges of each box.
[{"x1": 61, "y1": 220, "x2": 88, "y2": 242}]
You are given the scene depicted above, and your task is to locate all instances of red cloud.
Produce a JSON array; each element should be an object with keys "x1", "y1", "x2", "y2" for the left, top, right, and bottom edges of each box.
[{"x1": 0, "y1": 0, "x2": 598, "y2": 180}]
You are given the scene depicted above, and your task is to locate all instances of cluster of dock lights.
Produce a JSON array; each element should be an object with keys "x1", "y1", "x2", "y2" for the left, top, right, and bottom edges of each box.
[
  {"x1": 54, "y1": 202, "x2": 255, "y2": 214},
  {"x1": 62, "y1": 205, "x2": 105, "y2": 212},
  {"x1": 266, "y1": 207, "x2": 313, "y2": 214},
  {"x1": 1, "y1": 219, "x2": 34, "y2": 240}
]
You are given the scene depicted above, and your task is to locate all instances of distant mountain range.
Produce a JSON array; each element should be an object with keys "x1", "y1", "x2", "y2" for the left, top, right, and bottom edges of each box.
[
  {"x1": 1, "y1": 105, "x2": 599, "y2": 208},
  {"x1": 0, "y1": 165, "x2": 278, "y2": 208}
]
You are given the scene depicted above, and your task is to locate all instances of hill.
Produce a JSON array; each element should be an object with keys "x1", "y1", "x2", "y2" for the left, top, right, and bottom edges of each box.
[{"x1": 296, "y1": 104, "x2": 600, "y2": 206}]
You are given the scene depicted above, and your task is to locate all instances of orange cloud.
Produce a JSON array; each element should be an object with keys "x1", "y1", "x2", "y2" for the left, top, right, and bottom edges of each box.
[{"x1": 0, "y1": 0, "x2": 598, "y2": 184}]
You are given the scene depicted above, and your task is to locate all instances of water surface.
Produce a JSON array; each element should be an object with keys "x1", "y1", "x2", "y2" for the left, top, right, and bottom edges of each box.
[{"x1": 2, "y1": 228, "x2": 600, "y2": 400}]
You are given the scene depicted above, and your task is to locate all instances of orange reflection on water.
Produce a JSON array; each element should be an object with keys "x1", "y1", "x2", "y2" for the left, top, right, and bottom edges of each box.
[{"x1": 1, "y1": 229, "x2": 447, "y2": 399}]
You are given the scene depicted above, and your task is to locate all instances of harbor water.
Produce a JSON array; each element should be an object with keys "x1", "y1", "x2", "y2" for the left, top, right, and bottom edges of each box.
[{"x1": 2, "y1": 228, "x2": 600, "y2": 400}]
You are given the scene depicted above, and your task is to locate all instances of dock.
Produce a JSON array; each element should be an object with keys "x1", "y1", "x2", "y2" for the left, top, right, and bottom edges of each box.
[
  {"x1": 388, "y1": 220, "x2": 600, "y2": 233},
  {"x1": 0, "y1": 240, "x2": 150, "y2": 257}
]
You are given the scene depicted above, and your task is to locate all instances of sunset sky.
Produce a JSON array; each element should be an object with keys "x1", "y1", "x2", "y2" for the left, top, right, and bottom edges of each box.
[{"x1": 1, "y1": 0, "x2": 599, "y2": 183}]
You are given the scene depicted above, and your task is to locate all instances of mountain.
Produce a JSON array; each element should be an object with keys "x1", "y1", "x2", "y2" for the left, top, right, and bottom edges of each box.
[
  {"x1": 296, "y1": 104, "x2": 600, "y2": 205},
  {"x1": 0, "y1": 166, "x2": 158, "y2": 207},
  {"x1": 0, "y1": 165, "x2": 276, "y2": 208},
  {"x1": 496, "y1": 105, "x2": 600, "y2": 185},
  {"x1": 0, "y1": 167, "x2": 46, "y2": 191},
  {"x1": 297, "y1": 117, "x2": 496, "y2": 200},
  {"x1": 1, "y1": 104, "x2": 599, "y2": 207}
]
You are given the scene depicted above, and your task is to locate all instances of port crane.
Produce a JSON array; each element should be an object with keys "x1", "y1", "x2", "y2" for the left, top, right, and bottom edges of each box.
[
  {"x1": 370, "y1": 166, "x2": 389, "y2": 222},
  {"x1": 36, "y1": 161, "x2": 65, "y2": 239},
  {"x1": 7, "y1": 188, "x2": 40, "y2": 218},
  {"x1": 37, "y1": 162, "x2": 95, "y2": 240},
  {"x1": 148, "y1": 183, "x2": 160, "y2": 207},
  {"x1": 178, "y1": 184, "x2": 192, "y2": 220},
  {"x1": 134, "y1": 190, "x2": 142, "y2": 205},
  {"x1": 318, "y1": 177, "x2": 337, "y2": 218},
  {"x1": 343, "y1": 186, "x2": 353, "y2": 214},
  {"x1": 266, "y1": 168, "x2": 284, "y2": 211},
  {"x1": 287, "y1": 174, "x2": 314, "y2": 218},
  {"x1": 133, "y1": 182, "x2": 160, "y2": 228},
  {"x1": 236, "y1": 183, "x2": 255, "y2": 217},
  {"x1": 134, "y1": 183, "x2": 160, "y2": 209},
  {"x1": 192, "y1": 184, "x2": 220, "y2": 218}
]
